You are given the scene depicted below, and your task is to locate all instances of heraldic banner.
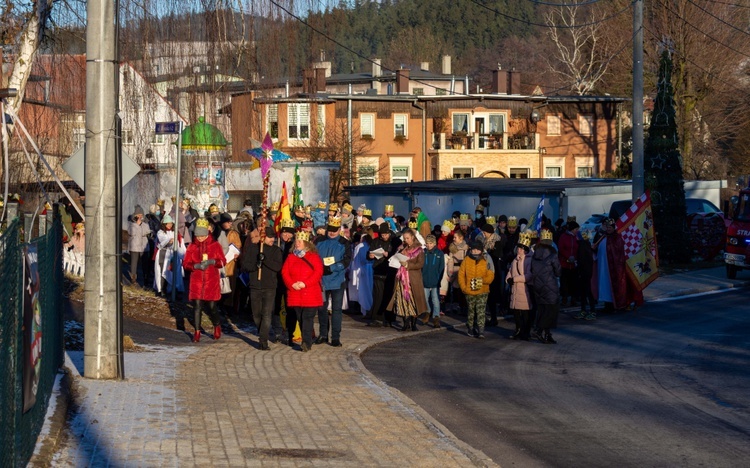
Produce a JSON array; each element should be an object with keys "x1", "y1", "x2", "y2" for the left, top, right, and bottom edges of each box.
[{"x1": 616, "y1": 191, "x2": 659, "y2": 290}]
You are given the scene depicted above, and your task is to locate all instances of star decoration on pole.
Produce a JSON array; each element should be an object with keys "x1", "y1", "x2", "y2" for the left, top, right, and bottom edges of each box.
[{"x1": 650, "y1": 154, "x2": 666, "y2": 170}]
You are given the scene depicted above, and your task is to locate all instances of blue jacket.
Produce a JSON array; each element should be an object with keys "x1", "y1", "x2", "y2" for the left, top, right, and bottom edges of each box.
[
  {"x1": 422, "y1": 247, "x2": 445, "y2": 288},
  {"x1": 316, "y1": 234, "x2": 351, "y2": 290}
]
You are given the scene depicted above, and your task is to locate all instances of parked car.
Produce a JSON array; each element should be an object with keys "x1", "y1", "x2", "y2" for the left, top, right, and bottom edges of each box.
[{"x1": 608, "y1": 198, "x2": 724, "y2": 222}]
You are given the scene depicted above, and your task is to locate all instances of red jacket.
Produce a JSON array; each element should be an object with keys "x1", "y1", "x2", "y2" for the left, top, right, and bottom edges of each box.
[
  {"x1": 183, "y1": 236, "x2": 226, "y2": 301},
  {"x1": 557, "y1": 230, "x2": 579, "y2": 270},
  {"x1": 281, "y1": 251, "x2": 324, "y2": 308}
]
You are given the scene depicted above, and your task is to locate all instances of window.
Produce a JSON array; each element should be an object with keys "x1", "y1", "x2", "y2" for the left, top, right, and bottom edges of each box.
[
  {"x1": 151, "y1": 133, "x2": 165, "y2": 145},
  {"x1": 122, "y1": 129, "x2": 135, "y2": 145},
  {"x1": 72, "y1": 128, "x2": 85, "y2": 150},
  {"x1": 358, "y1": 166, "x2": 376, "y2": 185},
  {"x1": 288, "y1": 103, "x2": 309, "y2": 139},
  {"x1": 509, "y1": 168, "x2": 529, "y2": 179},
  {"x1": 453, "y1": 167, "x2": 473, "y2": 179},
  {"x1": 579, "y1": 115, "x2": 594, "y2": 136},
  {"x1": 413, "y1": 88, "x2": 424, "y2": 96},
  {"x1": 360, "y1": 113, "x2": 375, "y2": 138},
  {"x1": 392, "y1": 166, "x2": 410, "y2": 183},
  {"x1": 547, "y1": 115, "x2": 561, "y2": 136},
  {"x1": 577, "y1": 166, "x2": 593, "y2": 178},
  {"x1": 436, "y1": 88, "x2": 447, "y2": 96},
  {"x1": 489, "y1": 114, "x2": 505, "y2": 134},
  {"x1": 452, "y1": 113, "x2": 469, "y2": 133},
  {"x1": 545, "y1": 166, "x2": 562, "y2": 178},
  {"x1": 268, "y1": 104, "x2": 279, "y2": 138},
  {"x1": 394, "y1": 114, "x2": 408, "y2": 138}
]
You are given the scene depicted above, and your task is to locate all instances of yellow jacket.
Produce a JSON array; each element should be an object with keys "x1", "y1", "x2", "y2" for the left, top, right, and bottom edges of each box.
[{"x1": 458, "y1": 254, "x2": 495, "y2": 296}]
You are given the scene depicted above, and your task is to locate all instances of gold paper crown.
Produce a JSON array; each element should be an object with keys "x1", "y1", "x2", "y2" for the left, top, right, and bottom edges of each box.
[
  {"x1": 459, "y1": 214, "x2": 470, "y2": 220},
  {"x1": 209, "y1": 205, "x2": 220, "y2": 214},
  {"x1": 328, "y1": 216, "x2": 342, "y2": 228},
  {"x1": 541, "y1": 229, "x2": 554, "y2": 241},
  {"x1": 581, "y1": 230, "x2": 591, "y2": 241},
  {"x1": 408, "y1": 220, "x2": 418, "y2": 229},
  {"x1": 476, "y1": 204, "x2": 484, "y2": 212},
  {"x1": 343, "y1": 203, "x2": 353, "y2": 213},
  {"x1": 385, "y1": 204, "x2": 394, "y2": 212},
  {"x1": 363, "y1": 208, "x2": 372, "y2": 217},
  {"x1": 75, "y1": 222, "x2": 85, "y2": 232},
  {"x1": 294, "y1": 205, "x2": 305, "y2": 212},
  {"x1": 270, "y1": 201, "x2": 280, "y2": 211},
  {"x1": 329, "y1": 203, "x2": 339, "y2": 211},
  {"x1": 305, "y1": 205, "x2": 312, "y2": 214},
  {"x1": 518, "y1": 232, "x2": 532, "y2": 248},
  {"x1": 317, "y1": 201, "x2": 327, "y2": 209},
  {"x1": 507, "y1": 216, "x2": 518, "y2": 227},
  {"x1": 486, "y1": 216, "x2": 496, "y2": 225},
  {"x1": 528, "y1": 229, "x2": 539, "y2": 239},
  {"x1": 156, "y1": 199, "x2": 165, "y2": 206},
  {"x1": 196, "y1": 218, "x2": 211, "y2": 230},
  {"x1": 295, "y1": 231, "x2": 311, "y2": 241},
  {"x1": 567, "y1": 215, "x2": 577, "y2": 223},
  {"x1": 281, "y1": 218, "x2": 295, "y2": 228},
  {"x1": 442, "y1": 220, "x2": 455, "y2": 231}
]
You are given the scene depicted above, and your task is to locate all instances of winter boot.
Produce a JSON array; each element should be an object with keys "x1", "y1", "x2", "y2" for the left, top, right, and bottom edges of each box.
[
  {"x1": 410, "y1": 316, "x2": 418, "y2": 331},
  {"x1": 400, "y1": 317, "x2": 409, "y2": 332},
  {"x1": 432, "y1": 316, "x2": 441, "y2": 328},
  {"x1": 544, "y1": 331, "x2": 557, "y2": 344},
  {"x1": 193, "y1": 330, "x2": 201, "y2": 343},
  {"x1": 213, "y1": 325, "x2": 222, "y2": 340}
]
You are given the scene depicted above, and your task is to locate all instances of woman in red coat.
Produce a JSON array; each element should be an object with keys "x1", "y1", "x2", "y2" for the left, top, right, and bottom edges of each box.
[
  {"x1": 281, "y1": 231, "x2": 324, "y2": 352},
  {"x1": 183, "y1": 218, "x2": 226, "y2": 342}
]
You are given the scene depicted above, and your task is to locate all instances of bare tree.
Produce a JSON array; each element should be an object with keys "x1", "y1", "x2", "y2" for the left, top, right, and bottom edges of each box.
[{"x1": 543, "y1": 1, "x2": 627, "y2": 95}]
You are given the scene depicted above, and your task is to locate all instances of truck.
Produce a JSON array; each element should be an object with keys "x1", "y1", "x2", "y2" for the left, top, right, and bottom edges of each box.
[{"x1": 725, "y1": 190, "x2": 750, "y2": 278}]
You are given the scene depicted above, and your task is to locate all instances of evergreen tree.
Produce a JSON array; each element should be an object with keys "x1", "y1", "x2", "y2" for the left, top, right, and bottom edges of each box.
[{"x1": 644, "y1": 51, "x2": 691, "y2": 264}]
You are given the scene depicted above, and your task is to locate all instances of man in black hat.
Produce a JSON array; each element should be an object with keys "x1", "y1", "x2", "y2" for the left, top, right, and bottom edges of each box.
[
  {"x1": 273, "y1": 220, "x2": 296, "y2": 345},
  {"x1": 367, "y1": 222, "x2": 401, "y2": 327},
  {"x1": 240, "y1": 226, "x2": 284, "y2": 350}
]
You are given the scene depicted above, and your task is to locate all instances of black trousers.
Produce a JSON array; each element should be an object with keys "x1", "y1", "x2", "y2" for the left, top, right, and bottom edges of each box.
[
  {"x1": 251, "y1": 288, "x2": 275, "y2": 346},
  {"x1": 194, "y1": 299, "x2": 219, "y2": 331},
  {"x1": 371, "y1": 275, "x2": 386, "y2": 321},
  {"x1": 293, "y1": 307, "x2": 317, "y2": 348},
  {"x1": 560, "y1": 268, "x2": 578, "y2": 301}
]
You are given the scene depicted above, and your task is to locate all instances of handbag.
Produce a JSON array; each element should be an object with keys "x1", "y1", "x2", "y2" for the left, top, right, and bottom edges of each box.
[{"x1": 219, "y1": 267, "x2": 232, "y2": 294}]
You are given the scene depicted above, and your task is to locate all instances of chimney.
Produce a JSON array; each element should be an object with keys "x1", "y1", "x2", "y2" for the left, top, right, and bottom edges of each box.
[
  {"x1": 372, "y1": 58, "x2": 382, "y2": 77},
  {"x1": 509, "y1": 70, "x2": 521, "y2": 94},
  {"x1": 442, "y1": 55, "x2": 452, "y2": 75},
  {"x1": 492, "y1": 69, "x2": 510, "y2": 94},
  {"x1": 313, "y1": 54, "x2": 332, "y2": 77},
  {"x1": 302, "y1": 69, "x2": 315, "y2": 94},
  {"x1": 420, "y1": 61, "x2": 429, "y2": 72},
  {"x1": 396, "y1": 68, "x2": 410, "y2": 94},
  {"x1": 315, "y1": 68, "x2": 326, "y2": 93}
]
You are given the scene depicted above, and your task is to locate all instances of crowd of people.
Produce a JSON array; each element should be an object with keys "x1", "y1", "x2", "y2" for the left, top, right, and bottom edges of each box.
[{"x1": 117, "y1": 197, "x2": 640, "y2": 349}]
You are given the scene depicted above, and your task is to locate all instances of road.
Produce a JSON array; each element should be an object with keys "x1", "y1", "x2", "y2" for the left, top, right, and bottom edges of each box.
[{"x1": 362, "y1": 291, "x2": 750, "y2": 467}]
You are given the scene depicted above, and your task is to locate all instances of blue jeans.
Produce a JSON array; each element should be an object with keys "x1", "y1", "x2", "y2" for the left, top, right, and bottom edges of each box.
[
  {"x1": 425, "y1": 287, "x2": 440, "y2": 318},
  {"x1": 318, "y1": 287, "x2": 344, "y2": 341}
]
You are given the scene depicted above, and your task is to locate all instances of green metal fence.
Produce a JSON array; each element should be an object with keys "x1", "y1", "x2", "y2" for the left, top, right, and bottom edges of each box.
[{"x1": 0, "y1": 213, "x2": 64, "y2": 467}]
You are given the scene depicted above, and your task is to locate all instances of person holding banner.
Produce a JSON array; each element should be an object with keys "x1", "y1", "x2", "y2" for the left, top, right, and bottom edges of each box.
[{"x1": 593, "y1": 217, "x2": 643, "y2": 312}]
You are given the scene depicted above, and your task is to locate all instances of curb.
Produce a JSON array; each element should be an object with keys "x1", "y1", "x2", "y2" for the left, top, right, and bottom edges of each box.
[
  {"x1": 348, "y1": 321, "x2": 498, "y2": 468},
  {"x1": 29, "y1": 364, "x2": 73, "y2": 467}
]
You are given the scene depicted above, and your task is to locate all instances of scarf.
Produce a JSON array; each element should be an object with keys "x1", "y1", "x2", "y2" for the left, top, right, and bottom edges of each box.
[
  {"x1": 396, "y1": 245, "x2": 422, "y2": 302},
  {"x1": 483, "y1": 232, "x2": 499, "y2": 252},
  {"x1": 294, "y1": 249, "x2": 306, "y2": 258}
]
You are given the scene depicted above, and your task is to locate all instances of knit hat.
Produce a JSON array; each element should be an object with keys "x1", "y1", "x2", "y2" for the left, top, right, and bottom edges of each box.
[
  {"x1": 194, "y1": 218, "x2": 210, "y2": 237},
  {"x1": 133, "y1": 205, "x2": 144, "y2": 216},
  {"x1": 162, "y1": 214, "x2": 174, "y2": 225},
  {"x1": 425, "y1": 234, "x2": 437, "y2": 244},
  {"x1": 470, "y1": 241, "x2": 484, "y2": 251},
  {"x1": 219, "y1": 212, "x2": 233, "y2": 224},
  {"x1": 567, "y1": 221, "x2": 580, "y2": 231},
  {"x1": 481, "y1": 224, "x2": 494, "y2": 234},
  {"x1": 264, "y1": 226, "x2": 276, "y2": 238},
  {"x1": 498, "y1": 214, "x2": 508, "y2": 223}
]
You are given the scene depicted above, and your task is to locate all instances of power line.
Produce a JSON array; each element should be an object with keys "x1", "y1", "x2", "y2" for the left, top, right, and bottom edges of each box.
[
  {"x1": 527, "y1": 0, "x2": 606, "y2": 6},
  {"x1": 465, "y1": 0, "x2": 634, "y2": 29},
  {"x1": 709, "y1": 0, "x2": 750, "y2": 9},
  {"x1": 686, "y1": 0, "x2": 750, "y2": 37},
  {"x1": 657, "y1": 1, "x2": 750, "y2": 60}
]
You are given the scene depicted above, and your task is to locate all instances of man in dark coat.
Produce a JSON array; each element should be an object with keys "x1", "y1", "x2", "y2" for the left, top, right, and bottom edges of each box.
[
  {"x1": 367, "y1": 222, "x2": 401, "y2": 327},
  {"x1": 241, "y1": 226, "x2": 284, "y2": 350},
  {"x1": 531, "y1": 229, "x2": 562, "y2": 344}
]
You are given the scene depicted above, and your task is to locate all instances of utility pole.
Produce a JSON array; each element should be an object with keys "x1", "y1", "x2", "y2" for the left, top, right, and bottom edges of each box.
[
  {"x1": 84, "y1": 0, "x2": 123, "y2": 379},
  {"x1": 632, "y1": 0, "x2": 644, "y2": 201}
]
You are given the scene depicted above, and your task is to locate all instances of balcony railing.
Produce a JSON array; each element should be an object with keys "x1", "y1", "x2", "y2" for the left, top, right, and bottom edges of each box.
[{"x1": 432, "y1": 132, "x2": 537, "y2": 151}]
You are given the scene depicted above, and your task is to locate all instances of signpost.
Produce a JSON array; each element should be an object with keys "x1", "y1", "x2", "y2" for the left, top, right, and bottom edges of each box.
[{"x1": 156, "y1": 121, "x2": 183, "y2": 302}]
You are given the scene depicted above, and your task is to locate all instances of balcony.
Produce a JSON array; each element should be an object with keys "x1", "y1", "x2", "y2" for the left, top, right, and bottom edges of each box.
[{"x1": 432, "y1": 132, "x2": 537, "y2": 151}]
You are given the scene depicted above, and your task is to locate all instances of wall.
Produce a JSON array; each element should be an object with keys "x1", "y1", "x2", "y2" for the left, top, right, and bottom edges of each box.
[{"x1": 433, "y1": 151, "x2": 540, "y2": 179}]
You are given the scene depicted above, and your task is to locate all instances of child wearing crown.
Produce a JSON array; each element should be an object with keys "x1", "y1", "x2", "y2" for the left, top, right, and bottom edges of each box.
[{"x1": 531, "y1": 229, "x2": 562, "y2": 344}]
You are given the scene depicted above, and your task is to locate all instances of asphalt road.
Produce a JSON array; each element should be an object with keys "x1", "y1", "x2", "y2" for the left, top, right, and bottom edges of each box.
[{"x1": 362, "y1": 291, "x2": 750, "y2": 467}]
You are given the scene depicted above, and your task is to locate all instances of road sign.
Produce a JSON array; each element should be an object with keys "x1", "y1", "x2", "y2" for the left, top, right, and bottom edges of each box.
[
  {"x1": 155, "y1": 121, "x2": 181, "y2": 135},
  {"x1": 63, "y1": 144, "x2": 141, "y2": 190}
]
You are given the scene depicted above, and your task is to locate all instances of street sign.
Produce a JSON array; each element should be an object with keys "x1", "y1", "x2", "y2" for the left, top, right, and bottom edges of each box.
[
  {"x1": 63, "y1": 144, "x2": 141, "y2": 190},
  {"x1": 155, "y1": 121, "x2": 181, "y2": 135}
]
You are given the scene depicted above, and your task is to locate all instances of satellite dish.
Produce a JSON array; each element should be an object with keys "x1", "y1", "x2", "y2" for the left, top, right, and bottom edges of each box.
[{"x1": 530, "y1": 109, "x2": 541, "y2": 123}]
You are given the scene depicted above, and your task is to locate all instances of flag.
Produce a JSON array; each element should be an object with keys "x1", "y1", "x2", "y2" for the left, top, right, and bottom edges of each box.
[
  {"x1": 292, "y1": 164, "x2": 303, "y2": 208},
  {"x1": 273, "y1": 181, "x2": 292, "y2": 233},
  {"x1": 616, "y1": 191, "x2": 659, "y2": 290},
  {"x1": 528, "y1": 195, "x2": 545, "y2": 232}
]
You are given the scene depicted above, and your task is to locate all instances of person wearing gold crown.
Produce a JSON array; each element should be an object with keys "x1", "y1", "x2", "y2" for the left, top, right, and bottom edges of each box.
[
  {"x1": 507, "y1": 232, "x2": 534, "y2": 340},
  {"x1": 314, "y1": 216, "x2": 351, "y2": 347},
  {"x1": 593, "y1": 217, "x2": 643, "y2": 313},
  {"x1": 458, "y1": 240, "x2": 495, "y2": 339},
  {"x1": 240, "y1": 226, "x2": 284, "y2": 350},
  {"x1": 272, "y1": 218, "x2": 297, "y2": 345},
  {"x1": 438, "y1": 219, "x2": 455, "y2": 254},
  {"x1": 183, "y1": 218, "x2": 226, "y2": 342},
  {"x1": 367, "y1": 221, "x2": 401, "y2": 327},
  {"x1": 383, "y1": 204, "x2": 399, "y2": 233},
  {"x1": 281, "y1": 231, "x2": 324, "y2": 352},
  {"x1": 531, "y1": 229, "x2": 562, "y2": 344}
]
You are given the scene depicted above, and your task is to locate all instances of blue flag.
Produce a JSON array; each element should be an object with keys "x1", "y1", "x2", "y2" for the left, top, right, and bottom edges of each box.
[{"x1": 530, "y1": 195, "x2": 545, "y2": 232}]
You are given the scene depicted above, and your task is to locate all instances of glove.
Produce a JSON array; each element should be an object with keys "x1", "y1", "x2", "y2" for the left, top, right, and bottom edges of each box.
[
  {"x1": 507, "y1": 277, "x2": 514, "y2": 285},
  {"x1": 257, "y1": 253, "x2": 265, "y2": 264},
  {"x1": 323, "y1": 265, "x2": 332, "y2": 275},
  {"x1": 194, "y1": 263, "x2": 205, "y2": 271},
  {"x1": 205, "y1": 259, "x2": 216, "y2": 266}
]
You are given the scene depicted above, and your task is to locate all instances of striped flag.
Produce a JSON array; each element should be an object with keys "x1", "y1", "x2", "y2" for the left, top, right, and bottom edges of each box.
[{"x1": 528, "y1": 195, "x2": 545, "y2": 232}]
